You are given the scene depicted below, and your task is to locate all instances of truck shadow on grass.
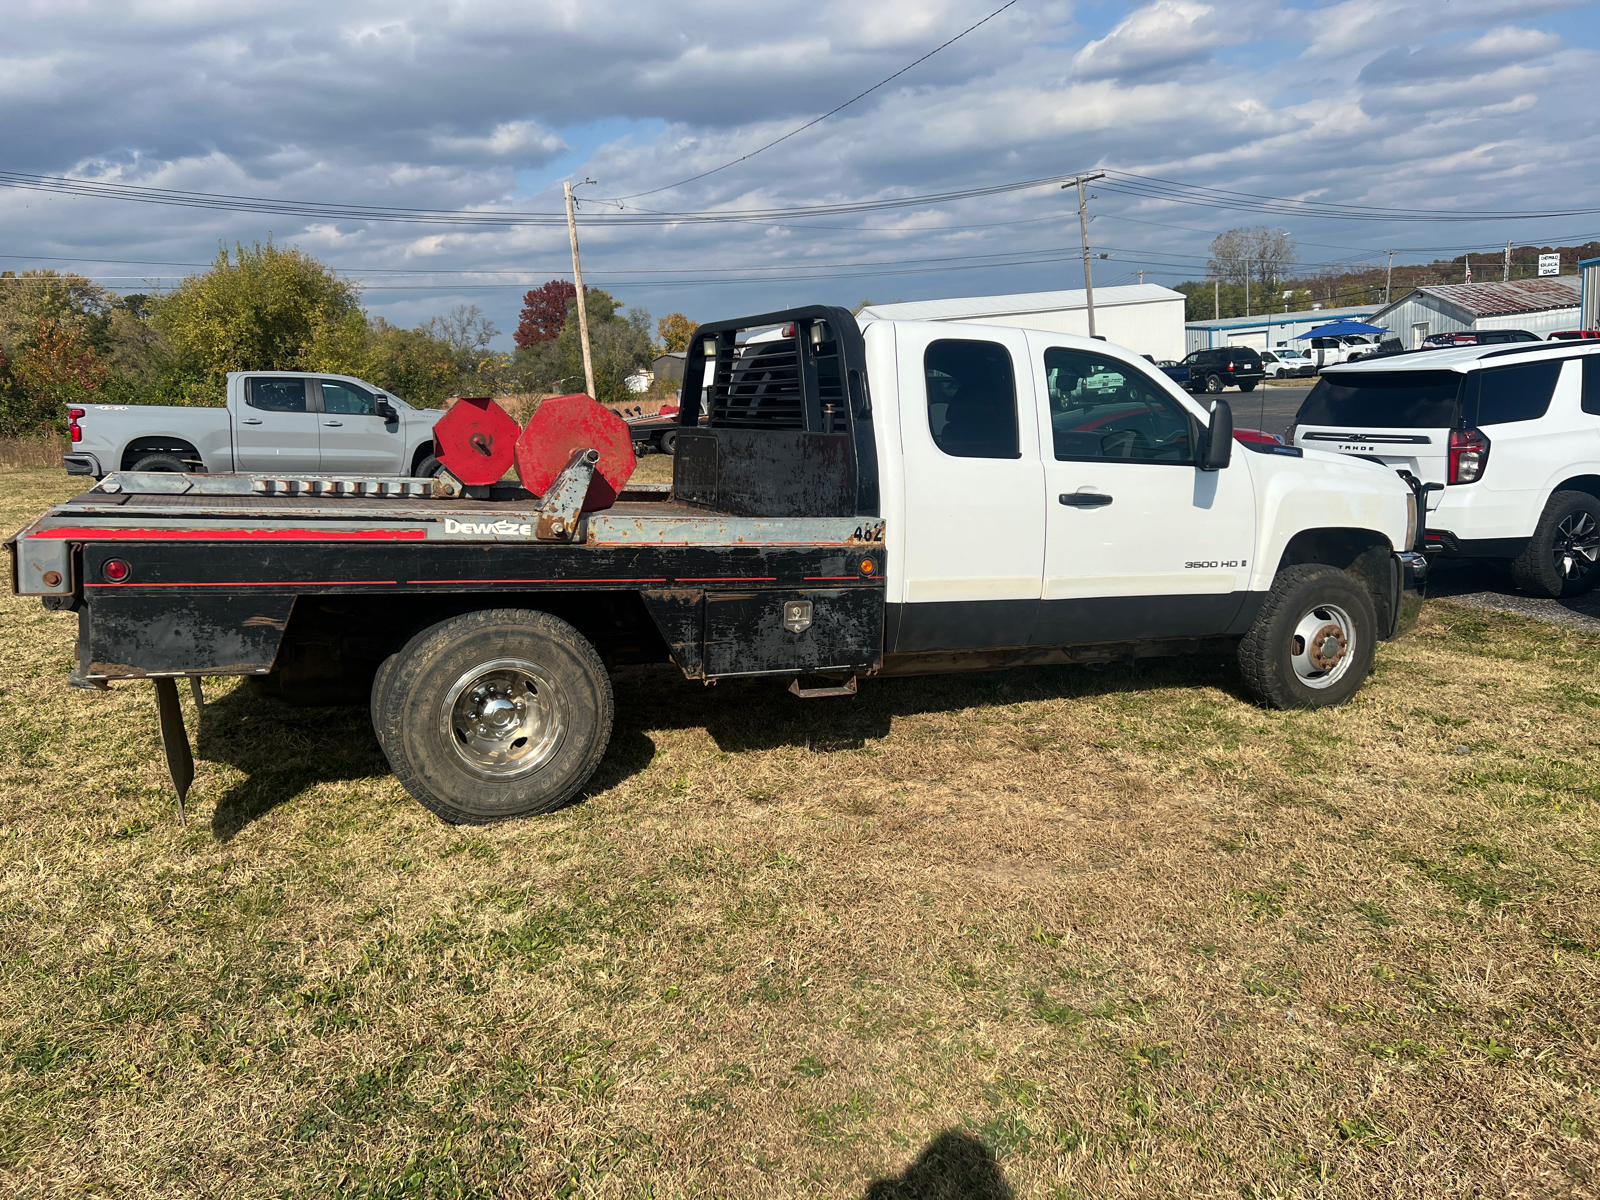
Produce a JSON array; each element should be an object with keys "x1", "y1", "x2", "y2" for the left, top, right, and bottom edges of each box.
[
  {"x1": 610, "y1": 651, "x2": 1251, "y2": 756},
  {"x1": 194, "y1": 652, "x2": 1249, "y2": 840},
  {"x1": 195, "y1": 686, "x2": 394, "y2": 840}
]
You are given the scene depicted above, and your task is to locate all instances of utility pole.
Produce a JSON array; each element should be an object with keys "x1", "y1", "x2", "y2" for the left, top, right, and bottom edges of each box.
[
  {"x1": 1063, "y1": 172, "x2": 1106, "y2": 336},
  {"x1": 1136, "y1": 270, "x2": 1146, "y2": 285},
  {"x1": 564, "y1": 178, "x2": 597, "y2": 398},
  {"x1": 1214, "y1": 279, "x2": 1219, "y2": 320},
  {"x1": 1504, "y1": 239, "x2": 1512, "y2": 283},
  {"x1": 1384, "y1": 250, "x2": 1395, "y2": 304}
]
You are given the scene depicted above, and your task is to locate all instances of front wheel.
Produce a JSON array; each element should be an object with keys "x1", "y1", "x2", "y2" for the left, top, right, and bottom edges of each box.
[
  {"x1": 414, "y1": 455, "x2": 443, "y2": 478},
  {"x1": 378, "y1": 609, "x2": 615, "y2": 823},
  {"x1": 1510, "y1": 490, "x2": 1600, "y2": 598},
  {"x1": 1238, "y1": 565, "x2": 1377, "y2": 709},
  {"x1": 1205, "y1": 373, "x2": 1225, "y2": 394}
]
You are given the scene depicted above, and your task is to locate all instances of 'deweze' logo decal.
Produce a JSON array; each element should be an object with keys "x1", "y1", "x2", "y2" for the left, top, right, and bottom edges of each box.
[{"x1": 443, "y1": 518, "x2": 535, "y2": 536}]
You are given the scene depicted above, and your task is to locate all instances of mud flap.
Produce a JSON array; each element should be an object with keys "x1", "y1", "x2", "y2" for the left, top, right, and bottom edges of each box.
[{"x1": 153, "y1": 678, "x2": 195, "y2": 825}]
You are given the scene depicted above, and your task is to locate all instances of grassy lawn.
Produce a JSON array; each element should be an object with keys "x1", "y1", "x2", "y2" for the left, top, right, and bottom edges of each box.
[{"x1": 1, "y1": 466, "x2": 1597, "y2": 1198}]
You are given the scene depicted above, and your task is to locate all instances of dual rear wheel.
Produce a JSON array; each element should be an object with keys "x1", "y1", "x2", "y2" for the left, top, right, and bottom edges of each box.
[{"x1": 372, "y1": 609, "x2": 614, "y2": 824}]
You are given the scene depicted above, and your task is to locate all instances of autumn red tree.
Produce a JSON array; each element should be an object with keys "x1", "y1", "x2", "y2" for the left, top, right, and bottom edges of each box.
[{"x1": 514, "y1": 279, "x2": 584, "y2": 348}]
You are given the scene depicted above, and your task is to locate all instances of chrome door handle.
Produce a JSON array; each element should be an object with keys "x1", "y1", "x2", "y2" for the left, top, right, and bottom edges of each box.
[
  {"x1": 1059, "y1": 492, "x2": 1112, "y2": 507},
  {"x1": 241, "y1": 418, "x2": 263, "y2": 425},
  {"x1": 323, "y1": 421, "x2": 343, "y2": 427}
]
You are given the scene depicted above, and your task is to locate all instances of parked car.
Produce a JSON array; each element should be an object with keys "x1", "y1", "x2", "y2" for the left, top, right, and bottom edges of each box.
[
  {"x1": 1181, "y1": 347, "x2": 1265, "y2": 393},
  {"x1": 1153, "y1": 359, "x2": 1190, "y2": 386},
  {"x1": 1549, "y1": 330, "x2": 1600, "y2": 341},
  {"x1": 624, "y1": 404, "x2": 702, "y2": 455},
  {"x1": 63, "y1": 372, "x2": 445, "y2": 479},
  {"x1": 15, "y1": 306, "x2": 1424, "y2": 822},
  {"x1": 1420, "y1": 330, "x2": 1540, "y2": 351},
  {"x1": 1305, "y1": 335, "x2": 1385, "y2": 370},
  {"x1": 1261, "y1": 349, "x2": 1316, "y2": 378},
  {"x1": 1291, "y1": 340, "x2": 1600, "y2": 599},
  {"x1": 1346, "y1": 336, "x2": 1405, "y2": 363}
]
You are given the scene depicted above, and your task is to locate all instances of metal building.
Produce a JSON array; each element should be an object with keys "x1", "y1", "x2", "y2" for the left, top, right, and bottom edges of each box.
[
  {"x1": 1582, "y1": 257, "x2": 1600, "y2": 330},
  {"x1": 1183, "y1": 303, "x2": 1379, "y2": 354},
  {"x1": 1368, "y1": 277, "x2": 1582, "y2": 347},
  {"x1": 858, "y1": 284, "x2": 1186, "y2": 361}
]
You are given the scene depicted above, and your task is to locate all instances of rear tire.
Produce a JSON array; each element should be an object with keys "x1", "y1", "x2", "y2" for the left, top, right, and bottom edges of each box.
[
  {"x1": 1238, "y1": 565, "x2": 1377, "y2": 709},
  {"x1": 129, "y1": 453, "x2": 198, "y2": 473},
  {"x1": 1509, "y1": 490, "x2": 1600, "y2": 598},
  {"x1": 659, "y1": 429, "x2": 678, "y2": 456},
  {"x1": 379, "y1": 609, "x2": 614, "y2": 824},
  {"x1": 1239, "y1": 380, "x2": 1258, "y2": 392}
]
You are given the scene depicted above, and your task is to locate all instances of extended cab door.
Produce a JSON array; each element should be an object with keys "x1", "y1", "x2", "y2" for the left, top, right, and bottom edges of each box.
[
  {"x1": 1026, "y1": 335, "x2": 1257, "y2": 643},
  {"x1": 233, "y1": 376, "x2": 320, "y2": 472},
  {"x1": 891, "y1": 325, "x2": 1045, "y2": 651},
  {"x1": 314, "y1": 378, "x2": 405, "y2": 474}
]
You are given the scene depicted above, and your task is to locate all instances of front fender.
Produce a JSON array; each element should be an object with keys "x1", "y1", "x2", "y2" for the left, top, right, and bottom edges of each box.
[{"x1": 1246, "y1": 449, "x2": 1410, "y2": 594}]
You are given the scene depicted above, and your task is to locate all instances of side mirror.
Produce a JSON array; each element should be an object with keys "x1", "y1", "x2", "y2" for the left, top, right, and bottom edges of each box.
[
  {"x1": 1202, "y1": 399, "x2": 1233, "y2": 470},
  {"x1": 377, "y1": 400, "x2": 398, "y2": 422}
]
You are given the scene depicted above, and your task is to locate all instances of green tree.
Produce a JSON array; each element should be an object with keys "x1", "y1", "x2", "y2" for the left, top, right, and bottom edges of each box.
[
  {"x1": 153, "y1": 240, "x2": 360, "y2": 397},
  {"x1": 543, "y1": 291, "x2": 652, "y2": 403},
  {"x1": 656, "y1": 312, "x2": 696, "y2": 353}
]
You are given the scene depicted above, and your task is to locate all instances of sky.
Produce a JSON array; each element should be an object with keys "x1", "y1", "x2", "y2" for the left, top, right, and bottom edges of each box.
[{"x1": 3, "y1": 0, "x2": 1598, "y2": 347}]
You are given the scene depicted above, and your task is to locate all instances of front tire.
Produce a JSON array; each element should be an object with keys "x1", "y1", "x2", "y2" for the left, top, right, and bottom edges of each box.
[
  {"x1": 379, "y1": 609, "x2": 614, "y2": 824},
  {"x1": 1205, "y1": 373, "x2": 1225, "y2": 394},
  {"x1": 1510, "y1": 491, "x2": 1600, "y2": 598},
  {"x1": 414, "y1": 455, "x2": 443, "y2": 478},
  {"x1": 1238, "y1": 565, "x2": 1377, "y2": 709}
]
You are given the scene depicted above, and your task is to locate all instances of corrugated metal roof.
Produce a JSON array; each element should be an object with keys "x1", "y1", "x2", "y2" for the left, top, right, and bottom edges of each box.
[
  {"x1": 1186, "y1": 303, "x2": 1375, "y2": 331},
  {"x1": 1404, "y1": 277, "x2": 1580, "y2": 317},
  {"x1": 859, "y1": 283, "x2": 1182, "y2": 322}
]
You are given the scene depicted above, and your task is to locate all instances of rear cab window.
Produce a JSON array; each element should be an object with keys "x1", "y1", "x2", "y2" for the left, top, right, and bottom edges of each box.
[
  {"x1": 247, "y1": 378, "x2": 308, "y2": 412},
  {"x1": 924, "y1": 340, "x2": 1020, "y2": 459}
]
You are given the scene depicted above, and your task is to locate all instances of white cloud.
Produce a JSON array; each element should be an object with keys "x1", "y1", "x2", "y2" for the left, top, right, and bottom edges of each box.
[
  {"x1": 428, "y1": 120, "x2": 567, "y2": 165},
  {"x1": 1071, "y1": 1, "x2": 1223, "y2": 81}
]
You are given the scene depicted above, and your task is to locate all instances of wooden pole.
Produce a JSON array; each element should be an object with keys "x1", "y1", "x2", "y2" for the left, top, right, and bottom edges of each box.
[
  {"x1": 564, "y1": 180, "x2": 596, "y2": 398},
  {"x1": 1063, "y1": 173, "x2": 1105, "y2": 337}
]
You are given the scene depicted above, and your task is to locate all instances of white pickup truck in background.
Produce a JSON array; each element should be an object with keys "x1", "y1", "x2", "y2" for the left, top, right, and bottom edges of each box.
[{"x1": 64, "y1": 371, "x2": 444, "y2": 478}]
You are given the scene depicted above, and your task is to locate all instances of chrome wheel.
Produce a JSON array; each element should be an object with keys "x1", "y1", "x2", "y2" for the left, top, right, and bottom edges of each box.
[
  {"x1": 1289, "y1": 603, "x2": 1356, "y2": 690},
  {"x1": 440, "y1": 658, "x2": 567, "y2": 779},
  {"x1": 1552, "y1": 512, "x2": 1600, "y2": 580}
]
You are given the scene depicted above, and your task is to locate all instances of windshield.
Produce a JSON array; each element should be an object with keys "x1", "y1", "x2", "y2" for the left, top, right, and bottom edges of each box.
[{"x1": 1296, "y1": 370, "x2": 1464, "y2": 429}]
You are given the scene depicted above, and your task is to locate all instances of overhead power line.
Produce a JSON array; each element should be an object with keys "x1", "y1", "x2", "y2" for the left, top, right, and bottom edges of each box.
[{"x1": 615, "y1": 0, "x2": 1020, "y2": 199}]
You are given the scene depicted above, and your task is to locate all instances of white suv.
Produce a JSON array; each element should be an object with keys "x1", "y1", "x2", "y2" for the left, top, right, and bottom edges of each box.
[{"x1": 1290, "y1": 342, "x2": 1600, "y2": 598}]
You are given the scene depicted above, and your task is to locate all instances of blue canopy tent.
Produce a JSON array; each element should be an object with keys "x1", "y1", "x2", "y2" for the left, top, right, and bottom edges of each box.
[{"x1": 1295, "y1": 320, "x2": 1388, "y2": 339}]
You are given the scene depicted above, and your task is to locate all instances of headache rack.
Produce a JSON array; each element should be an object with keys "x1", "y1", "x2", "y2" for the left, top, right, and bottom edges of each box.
[{"x1": 673, "y1": 305, "x2": 878, "y2": 520}]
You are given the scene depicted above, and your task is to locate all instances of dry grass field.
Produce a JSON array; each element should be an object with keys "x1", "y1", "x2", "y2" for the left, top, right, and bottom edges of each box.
[{"x1": 0, "y1": 466, "x2": 1597, "y2": 1198}]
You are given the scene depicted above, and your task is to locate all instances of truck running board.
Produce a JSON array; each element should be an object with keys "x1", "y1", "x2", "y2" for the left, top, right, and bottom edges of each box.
[{"x1": 788, "y1": 674, "x2": 858, "y2": 699}]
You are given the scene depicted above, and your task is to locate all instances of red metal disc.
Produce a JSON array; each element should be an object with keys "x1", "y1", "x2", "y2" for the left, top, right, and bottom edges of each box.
[
  {"x1": 514, "y1": 394, "x2": 637, "y2": 511},
  {"x1": 431, "y1": 397, "x2": 519, "y2": 486}
]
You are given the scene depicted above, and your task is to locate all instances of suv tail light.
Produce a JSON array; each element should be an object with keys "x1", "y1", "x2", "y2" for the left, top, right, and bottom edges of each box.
[{"x1": 1449, "y1": 428, "x2": 1489, "y2": 484}]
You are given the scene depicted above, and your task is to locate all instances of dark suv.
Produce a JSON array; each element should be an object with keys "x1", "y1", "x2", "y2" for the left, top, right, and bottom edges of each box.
[{"x1": 1181, "y1": 347, "x2": 1265, "y2": 394}]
